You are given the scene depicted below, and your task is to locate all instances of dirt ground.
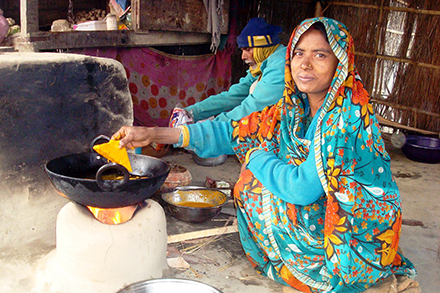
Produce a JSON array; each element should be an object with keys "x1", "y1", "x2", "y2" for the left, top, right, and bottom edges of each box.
[{"x1": 0, "y1": 138, "x2": 439, "y2": 293}]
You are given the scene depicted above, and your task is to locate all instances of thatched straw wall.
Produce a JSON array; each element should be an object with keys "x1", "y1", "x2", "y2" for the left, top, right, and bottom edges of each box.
[{"x1": 324, "y1": 0, "x2": 440, "y2": 134}]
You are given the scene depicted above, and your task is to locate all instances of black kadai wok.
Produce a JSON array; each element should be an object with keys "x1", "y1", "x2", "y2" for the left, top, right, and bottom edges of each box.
[{"x1": 45, "y1": 135, "x2": 171, "y2": 208}]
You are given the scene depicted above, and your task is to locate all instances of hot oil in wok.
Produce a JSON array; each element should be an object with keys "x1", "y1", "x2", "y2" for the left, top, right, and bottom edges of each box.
[
  {"x1": 101, "y1": 174, "x2": 149, "y2": 180},
  {"x1": 81, "y1": 169, "x2": 148, "y2": 180}
]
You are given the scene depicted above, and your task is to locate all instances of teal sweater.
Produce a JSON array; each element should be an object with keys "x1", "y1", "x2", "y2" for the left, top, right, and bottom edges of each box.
[
  {"x1": 174, "y1": 116, "x2": 325, "y2": 206},
  {"x1": 185, "y1": 45, "x2": 287, "y2": 122}
]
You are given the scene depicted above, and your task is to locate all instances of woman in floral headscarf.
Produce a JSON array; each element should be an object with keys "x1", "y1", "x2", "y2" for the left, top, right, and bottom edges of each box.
[{"x1": 112, "y1": 18, "x2": 417, "y2": 292}]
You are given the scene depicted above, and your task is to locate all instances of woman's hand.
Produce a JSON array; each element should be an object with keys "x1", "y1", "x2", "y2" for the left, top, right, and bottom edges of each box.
[
  {"x1": 111, "y1": 126, "x2": 151, "y2": 149},
  {"x1": 111, "y1": 126, "x2": 181, "y2": 149}
]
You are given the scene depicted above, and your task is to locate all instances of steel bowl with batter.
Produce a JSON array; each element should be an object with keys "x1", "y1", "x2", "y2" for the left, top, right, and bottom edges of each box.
[{"x1": 161, "y1": 186, "x2": 228, "y2": 223}]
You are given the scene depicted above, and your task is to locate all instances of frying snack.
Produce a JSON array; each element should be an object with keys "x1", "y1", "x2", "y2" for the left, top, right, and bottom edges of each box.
[{"x1": 93, "y1": 139, "x2": 133, "y2": 172}]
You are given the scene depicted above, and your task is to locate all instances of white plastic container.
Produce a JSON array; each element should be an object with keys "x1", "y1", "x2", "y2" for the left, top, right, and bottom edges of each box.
[{"x1": 74, "y1": 20, "x2": 107, "y2": 31}]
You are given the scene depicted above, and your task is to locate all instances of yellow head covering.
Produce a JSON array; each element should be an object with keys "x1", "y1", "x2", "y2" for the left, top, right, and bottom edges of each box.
[{"x1": 249, "y1": 44, "x2": 280, "y2": 78}]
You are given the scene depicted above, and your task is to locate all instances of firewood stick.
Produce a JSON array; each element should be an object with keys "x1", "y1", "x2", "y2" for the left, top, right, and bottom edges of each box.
[
  {"x1": 167, "y1": 224, "x2": 239, "y2": 244},
  {"x1": 402, "y1": 218, "x2": 424, "y2": 227}
]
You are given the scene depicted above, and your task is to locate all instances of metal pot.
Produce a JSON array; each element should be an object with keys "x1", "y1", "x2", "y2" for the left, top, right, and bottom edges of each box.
[
  {"x1": 117, "y1": 278, "x2": 223, "y2": 293},
  {"x1": 45, "y1": 136, "x2": 171, "y2": 208},
  {"x1": 191, "y1": 153, "x2": 228, "y2": 166}
]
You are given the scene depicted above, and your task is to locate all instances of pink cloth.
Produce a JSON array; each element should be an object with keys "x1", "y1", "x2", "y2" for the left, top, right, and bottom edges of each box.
[
  {"x1": 0, "y1": 12, "x2": 9, "y2": 43},
  {"x1": 73, "y1": 47, "x2": 232, "y2": 127}
]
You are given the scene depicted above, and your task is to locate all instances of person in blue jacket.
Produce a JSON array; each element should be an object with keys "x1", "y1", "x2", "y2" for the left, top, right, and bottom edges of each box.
[{"x1": 171, "y1": 17, "x2": 287, "y2": 125}]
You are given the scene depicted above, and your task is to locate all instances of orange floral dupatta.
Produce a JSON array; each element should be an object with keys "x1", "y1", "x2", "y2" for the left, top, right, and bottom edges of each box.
[{"x1": 230, "y1": 17, "x2": 416, "y2": 292}]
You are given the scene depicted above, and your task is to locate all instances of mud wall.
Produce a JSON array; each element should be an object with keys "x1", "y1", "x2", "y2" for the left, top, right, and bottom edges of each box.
[{"x1": 0, "y1": 52, "x2": 133, "y2": 249}]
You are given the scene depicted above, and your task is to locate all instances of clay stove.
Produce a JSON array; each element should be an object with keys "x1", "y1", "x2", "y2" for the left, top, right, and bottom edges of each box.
[{"x1": 33, "y1": 199, "x2": 168, "y2": 293}]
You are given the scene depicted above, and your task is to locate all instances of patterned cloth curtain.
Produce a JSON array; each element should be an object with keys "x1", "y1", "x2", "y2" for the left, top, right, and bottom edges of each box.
[{"x1": 72, "y1": 46, "x2": 233, "y2": 127}]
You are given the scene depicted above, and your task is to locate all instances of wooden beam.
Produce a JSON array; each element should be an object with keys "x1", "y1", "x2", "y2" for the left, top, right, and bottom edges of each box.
[
  {"x1": 377, "y1": 115, "x2": 438, "y2": 136},
  {"x1": 12, "y1": 30, "x2": 212, "y2": 52},
  {"x1": 373, "y1": 99, "x2": 440, "y2": 119},
  {"x1": 356, "y1": 51, "x2": 440, "y2": 71},
  {"x1": 167, "y1": 224, "x2": 239, "y2": 244},
  {"x1": 20, "y1": 0, "x2": 39, "y2": 35},
  {"x1": 328, "y1": 1, "x2": 440, "y2": 16}
]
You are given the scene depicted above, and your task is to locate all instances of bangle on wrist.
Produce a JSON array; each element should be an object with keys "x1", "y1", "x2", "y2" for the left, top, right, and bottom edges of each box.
[
  {"x1": 245, "y1": 147, "x2": 261, "y2": 164},
  {"x1": 178, "y1": 125, "x2": 190, "y2": 148}
]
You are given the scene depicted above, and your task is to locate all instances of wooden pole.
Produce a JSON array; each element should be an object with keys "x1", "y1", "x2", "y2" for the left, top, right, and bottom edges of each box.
[
  {"x1": 328, "y1": 1, "x2": 440, "y2": 16},
  {"x1": 167, "y1": 224, "x2": 239, "y2": 244},
  {"x1": 372, "y1": 99, "x2": 440, "y2": 118},
  {"x1": 356, "y1": 52, "x2": 440, "y2": 71},
  {"x1": 20, "y1": 0, "x2": 39, "y2": 36},
  {"x1": 376, "y1": 115, "x2": 438, "y2": 136}
]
